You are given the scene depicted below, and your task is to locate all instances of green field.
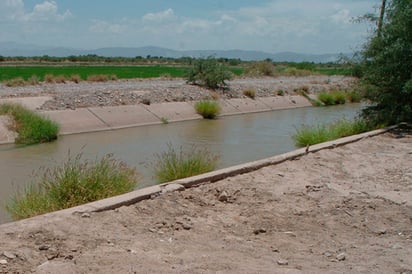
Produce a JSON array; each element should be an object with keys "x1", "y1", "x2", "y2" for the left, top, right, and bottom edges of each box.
[{"x1": 0, "y1": 65, "x2": 244, "y2": 82}]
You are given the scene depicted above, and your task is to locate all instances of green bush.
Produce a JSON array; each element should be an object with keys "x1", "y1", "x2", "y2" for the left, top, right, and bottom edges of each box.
[
  {"x1": 293, "y1": 119, "x2": 374, "y2": 147},
  {"x1": 346, "y1": 90, "x2": 362, "y2": 103},
  {"x1": 0, "y1": 103, "x2": 59, "y2": 145},
  {"x1": 5, "y1": 77, "x2": 27, "y2": 87},
  {"x1": 152, "y1": 144, "x2": 219, "y2": 183},
  {"x1": 360, "y1": 0, "x2": 412, "y2": 125},
  {"x1": 317, "y1": 92, "x2": 336, "y2": 106},
  {"x1": 332, "y1": 91, "x2": 347, "y2": 104},
  {"x1": 194, "y1": 100, "x2": 221, "y2": 119},
  {"x1": 7, "y1": 153, "x2": 138, "y2": 220},
  {"x1": 186, "y1": 57, "x2": 232, "y2": 89}
]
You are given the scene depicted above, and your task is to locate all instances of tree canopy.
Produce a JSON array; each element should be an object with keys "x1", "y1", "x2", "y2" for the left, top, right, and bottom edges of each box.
[{"x1": 361, "y1": 0, "x2": 412, "y2": 125}]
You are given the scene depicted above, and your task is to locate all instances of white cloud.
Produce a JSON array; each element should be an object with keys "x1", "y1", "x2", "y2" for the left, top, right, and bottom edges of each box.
[
  {"x1": 0, "y1": 0, "x2": 71, "y2": 22},
  {"x1": 142, "y1": 8, "x2": 175, "y2": 23},
  {"x1": 330, "y1": 9, "x2": 351, "y2": 24}
]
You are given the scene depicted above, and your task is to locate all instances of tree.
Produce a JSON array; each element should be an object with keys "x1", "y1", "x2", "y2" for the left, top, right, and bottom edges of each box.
[
  {"x1": 186, "y1": 57, "x2": 232, "y2": 90},
  {"x1": 361, "y1": 0, "x2": 412, "y2": 125}
]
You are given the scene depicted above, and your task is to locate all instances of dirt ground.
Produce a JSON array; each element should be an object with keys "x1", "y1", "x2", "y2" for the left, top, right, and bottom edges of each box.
[{"x1": 0, "y1": 131, "x2": 411, "y2": 273}]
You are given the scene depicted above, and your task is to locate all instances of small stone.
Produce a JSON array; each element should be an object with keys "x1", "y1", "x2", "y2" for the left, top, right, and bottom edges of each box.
[
  {"x1": 277, "y1": 259, "x2": 289, "y2": 266},
  {"x1": 3, "y1": 251, "x2": 16, "y2": 259},
  {"x1": 253, "y1": 228, "x2": 267, "y2": 235},
  {"x1": 162, "y1": 183, "x2": 185, "y2": 194},
  {"x1": 81, "y1": 212, "x2": 91, "y2": 218},
  {"x1": 323, "y1": 251, "x2": 333, "y2": 258},
  {"x1": 0, "y1": 259, "x2": 7, "y2": 265},
  {"x1": 218, "y1": 191, "x2": 229, "y2": 202},
  {"x1": 182, "y1": 223, "x2": 192, "y2": 230},
  {"x1": 336, "y1": 253, "x2": 346, "y2": 261},
  {"x1": 39, "y1": 245, "x2": 50, "y2": 251},
  {"x1": 392, "y1": 243, "x2": 402, "y2": 249}
]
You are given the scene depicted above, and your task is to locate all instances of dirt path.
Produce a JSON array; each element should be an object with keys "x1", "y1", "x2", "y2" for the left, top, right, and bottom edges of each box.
[{"x1": 0, "y1": 131, "x2": 411, "y2": 273}]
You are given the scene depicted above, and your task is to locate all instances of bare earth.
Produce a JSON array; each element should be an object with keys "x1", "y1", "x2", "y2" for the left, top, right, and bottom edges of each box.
[{"x1": 0, "y1": 131, "x2": 411, "y2": 273}]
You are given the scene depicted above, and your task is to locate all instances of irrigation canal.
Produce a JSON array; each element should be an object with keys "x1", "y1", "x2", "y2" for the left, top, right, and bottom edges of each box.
[{"x1": 0, "y1": 104, "x2": 361, "y2": 223}]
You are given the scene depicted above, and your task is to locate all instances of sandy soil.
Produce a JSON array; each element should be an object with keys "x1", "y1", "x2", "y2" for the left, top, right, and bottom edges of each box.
[{"x1": 0, "y1": 129, "x2": 411, "y2": 273}]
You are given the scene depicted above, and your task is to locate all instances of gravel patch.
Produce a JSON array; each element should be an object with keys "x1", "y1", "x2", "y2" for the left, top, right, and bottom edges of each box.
[{"x1": 0, "y1": 76, "x2": 357, "y2": 111}]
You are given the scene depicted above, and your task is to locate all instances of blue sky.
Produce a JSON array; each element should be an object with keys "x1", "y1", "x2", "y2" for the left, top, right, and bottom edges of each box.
[{"x1": 0, "y1": 0, "x2": 380, "y2": 54}]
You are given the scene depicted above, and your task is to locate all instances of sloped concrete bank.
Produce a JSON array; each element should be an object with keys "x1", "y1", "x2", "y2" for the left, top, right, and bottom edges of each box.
[{"x1": 0, "y1": 95, "x2": 311, "y2": 144}]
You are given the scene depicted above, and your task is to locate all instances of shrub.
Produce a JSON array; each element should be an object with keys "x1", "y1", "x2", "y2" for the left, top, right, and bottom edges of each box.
[
  {"x1": 70, "y1": 74, "x2": 82, "y2": 83},
  {"x1": 0, "y1": 103, "x2": 59, "y2": 145},
  {"x1": 317, "y1": 92, "x2": 335, "y2": 106},
  {"x1": 152, "y1": 144, "x2": 219, "y2": 183},
  {"x1": 5, "y1": 77, "x2": 26, "y2": 87},
  {"x1": 245, "y1": 61, "x2": 275, "y2": 77},
  {"x1": 44, "y1": 74, "x2": 54, "y2": 83},
  {"x1": 194, "y1": 100, "x2": 221, "y2": 119},
  {"x1": 243, "y1": 88, "x2": 256, "y2": 99},
  {"x1": 87, "y1": 74, "x2": 109, "y2": 82},
  {"x1": 346, "y1": 90, "x2": 362, "y2": 103},
  {"x1": 277, "y1": 90, "x2": 285, "y2": 96},
  {"x1": 360, "y1": 0, "x2": 412, "y2": 125},
  {"x1": 332, "y1": 91, "x2": 347, "y2": 104},
  {"x1": 186, "y1": 57, "x2": 232, "y2": 89},
  {"x1": 6, "y1": 152, "x2": 138, "y2": 220},
  {"x1": 27, "y1": 75, "x2": 40, "y2": 85},
  {"x1": 293, "y1": 118, "x2": 374, "y2": 147},
  {"x1": 54, "y1": 75, "x2": 67, "y2": 84}
]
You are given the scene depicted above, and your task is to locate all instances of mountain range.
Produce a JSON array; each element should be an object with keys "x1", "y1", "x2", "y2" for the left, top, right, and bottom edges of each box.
[{"x1": 0, "y1": 42, "x2": 345, "y2": 63}]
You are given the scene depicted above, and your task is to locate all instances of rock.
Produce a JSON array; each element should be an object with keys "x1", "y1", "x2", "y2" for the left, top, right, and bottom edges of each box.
[
  {"x1": 37, "y1": 261, "x2": 76, "y2": 273},
  {"x1": 81, "y1": 212, "x2": 91, "y2": 218},
  {"x1": 162, "y1": 183, "x2": 185, "y2": 194},
  {"x1": 277, "y1": 259, "x2": 289, "y2": 266},
  {"x1": 253, "y1": 228, "x2": 267, "y2": 235},
  {"x1": 336, "y1": 253, "x2": 346, "y2": 261},
  {"x1": 0, "y1": 259, "x2": 7, "y2": 265},
  {"x1": 3, "y1": 251, "x2": 16, "y2": 259},
  {"x1": 218, "y1": 191, "x2": 229, "y2": 202},
  {"x1": 38, "y1": 245, "x2": 50, "y2": 251},
  {"x1": 323, "y1": 251, "x2": 333, "y2": 258}
]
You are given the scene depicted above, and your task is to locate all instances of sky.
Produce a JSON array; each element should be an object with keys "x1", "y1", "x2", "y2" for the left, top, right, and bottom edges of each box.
[{"x1": 0, "y1": 0, "x2": 380, "y2": 54}]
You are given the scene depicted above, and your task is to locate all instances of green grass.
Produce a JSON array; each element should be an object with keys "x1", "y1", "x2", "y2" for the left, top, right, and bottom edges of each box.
[
  {"x1": 0, "y1": 65, "x2": 244, "y2": 82},
  {"x1": 194, "y1": 100, "x2": 221, "y2": 119},
  {"x1": 6, "y1": 152, "x2": 139, "y2": 220},
  {"x1": 293, "y1": 119, "x2": 374, "y2": 147},
  {"x1": 0, "y1": 103, "x2": 59, "y2": 145},
  {"x1": 317, "y1": 91, "x2": 348, "y2": 106},
  {"x1": 152, "y1": 144, "x2": 219, "y2": 183}
]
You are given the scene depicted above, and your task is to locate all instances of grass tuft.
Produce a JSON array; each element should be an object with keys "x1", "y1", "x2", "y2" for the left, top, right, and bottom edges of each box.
[
  {"x1": 0, "y1": 103, "x2": 59, "y2": 145},
  {"x1": 152, "y1": 144, "x2": 219, "y2": 183},
  {"x1": 293, "y1": 118, "x2": 374, "y2": 147},
  {"x1": 6, "y1": 152, "x2": 139, "y2": 220},
  {"x1": 194, "y1": 100, "x2": 221, "y2": 119},
  {"x1": 243, "y1": 88, "x2": 256, "y2": 99}
]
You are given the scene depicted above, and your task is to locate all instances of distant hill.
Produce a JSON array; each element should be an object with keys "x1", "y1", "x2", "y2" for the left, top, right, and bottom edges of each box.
[{"x1": 0, "y1": 42, "x2": 344, "y2": 63}]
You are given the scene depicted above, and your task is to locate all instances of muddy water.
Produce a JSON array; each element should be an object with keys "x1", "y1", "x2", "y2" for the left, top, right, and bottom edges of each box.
[{"x1": 0, "y1": 104, "x2": 361, "y2": 223}]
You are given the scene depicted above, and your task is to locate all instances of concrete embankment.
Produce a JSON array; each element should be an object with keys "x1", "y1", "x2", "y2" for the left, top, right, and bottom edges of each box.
[{"x1": 0, "y1": 95, "x2": 311, "y2": 144}]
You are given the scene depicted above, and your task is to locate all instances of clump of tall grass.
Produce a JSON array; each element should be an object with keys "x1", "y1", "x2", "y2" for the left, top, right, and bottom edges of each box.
[
  {"x1": 152, "y1": 144, "x2": 219, "y2": 183},
  {"x1": 293, "y1": 118, "x2": 374, "y2": 147},
  {"x1": 346, "y1": 90, "x2": 362, "y2": 103},
  {"x1": 0, "y1": 103, "x2": 59, "y2": 145},
  {"x1": 4, "y1": 77, "x2": 27, "y2": 87},
  {"x1": 317, "y1": 91, "x2": 347, "y2": 106},
  {"x1": 243, "y1": 88, "x2": 256, "y2": 99},
  {"x1": 6, "y1": 152, "x2": 139, "y2": 220},
  {"x1": 194, "y1": 100, "x2": 221, "y2": 119}
]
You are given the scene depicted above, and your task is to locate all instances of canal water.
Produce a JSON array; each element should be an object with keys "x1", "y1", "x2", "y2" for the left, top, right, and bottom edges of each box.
[{"x1": 0, "y1": 104, "x2": 361, "y2": 223}]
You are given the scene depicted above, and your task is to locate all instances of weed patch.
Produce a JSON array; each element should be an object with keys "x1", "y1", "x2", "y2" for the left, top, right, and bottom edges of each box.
[
  {"x1": 0, "y1": 103, "x2": 59, "y2": 145},
  {"x1": 293, "y1": 118, "x2": 374, "y2": 147},
  {"x1": 152, "y1": 144, "x2": 219, "y2": 183},
  {"x1": 6, "y1": 152, "x2": 138, "y2": 220},
  {"x1": 194, "y1": 100, "x2": 221, "y2": 119}
]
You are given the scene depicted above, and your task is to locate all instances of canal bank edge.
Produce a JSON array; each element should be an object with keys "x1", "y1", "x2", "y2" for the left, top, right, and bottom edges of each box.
[
  {"x1": 0, "y1": 125, "x2": 397, "y2": 229},
  {"x1": 0, "y1": 95, "x2": 311, "y2": 145}
]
